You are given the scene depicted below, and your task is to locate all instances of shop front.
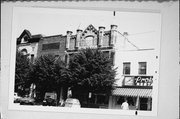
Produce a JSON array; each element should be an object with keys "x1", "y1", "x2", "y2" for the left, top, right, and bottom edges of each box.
[{"x1": 108, "y1": 87, "x2": 152, "y2": 111}]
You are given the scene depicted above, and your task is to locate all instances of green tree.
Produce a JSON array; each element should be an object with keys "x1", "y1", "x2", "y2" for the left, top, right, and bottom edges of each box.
[
  {"x1": 29, "y1": 54, "x2": 69, "y2": 101},
  {"x1": 68, "y1": 48, "x2": 117, "y2": 96},
  {"x1": 15, "y1": 51, "x2": 31, "y2": 96},
  {"x1": 53, "y1": 56, "x2": 71, "y2": 101}
]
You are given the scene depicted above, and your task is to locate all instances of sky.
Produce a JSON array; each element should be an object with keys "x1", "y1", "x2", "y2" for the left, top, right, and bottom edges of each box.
[{"x1": 14, "y1": 7, "x2": 161, "y2": 50}]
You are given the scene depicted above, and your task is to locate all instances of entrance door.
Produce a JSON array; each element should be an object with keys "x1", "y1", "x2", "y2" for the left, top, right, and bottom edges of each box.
[{"x1": 140, "y1": 98, "x2": 148, "y2": 110}]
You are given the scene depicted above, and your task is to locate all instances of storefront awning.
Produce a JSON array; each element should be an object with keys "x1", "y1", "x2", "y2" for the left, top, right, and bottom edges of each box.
[{"x1": 112, "y1": 88, "x2": 152, "y2": 98}]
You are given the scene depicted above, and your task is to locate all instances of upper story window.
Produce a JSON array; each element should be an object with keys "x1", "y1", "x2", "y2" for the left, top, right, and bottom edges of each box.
[
  {"x1": 101, "y1": 51, "x2": 114, "y2": 65},
  {"x1": 69, "y1": 38, "x2": 75, "y2": 50},
  {"x1": 102, "y1": 51, "x2": 110, "y2": 58},
  {"x1": 30, "y1": 54, "x2": 34, "y2": 62},
  {"x1": 123, "y1": 62, "x2": 131, "y2": 75},
  {"x1": 65, "y1": 54, "x2": 69, "y2": 64},
  {"x1": 21, "y1": 35, "x2": 28, "y2": 43},
  {"x1": 138, "y1": 62, "x2": 147, "y2": 75},
  {"x1": 42, "y1": 43, "x2": 60, "y2": 51},
  {"x1": 81, "y1": 35, "x2": 96, "y2": 48},
  {"x1": 85, "y1": 36, "x2": 94, "y2": 46},
  {"x1": 21, "y1": 48, "x2": 28, "y2": 55},
  {"x1": 110, "y1": 51, "x2": 115, "y2": 65}
]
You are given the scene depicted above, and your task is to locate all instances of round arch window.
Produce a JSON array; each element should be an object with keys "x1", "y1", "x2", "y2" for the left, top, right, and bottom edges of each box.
[{"x1": 21, "y1": 48, "x2": 28, "y2": 55}]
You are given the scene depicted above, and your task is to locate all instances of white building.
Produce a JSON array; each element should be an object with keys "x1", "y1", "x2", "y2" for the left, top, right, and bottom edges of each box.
[
  {"x1": 108, "y1": 33, "x2": 157, "y2": 111},
  {"x1": 115, "y1": 49, "x2": 156, "y2": 87}
]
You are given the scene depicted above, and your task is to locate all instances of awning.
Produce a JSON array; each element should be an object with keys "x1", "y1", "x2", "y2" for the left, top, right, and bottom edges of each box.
[{"x1": 112, "y1": 88, "x2": 152, "y2": 98}]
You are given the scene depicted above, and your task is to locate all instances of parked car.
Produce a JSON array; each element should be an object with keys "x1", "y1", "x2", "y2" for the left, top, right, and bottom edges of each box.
[
  {"x1": 19, "y1": 96, "x2": 35, "y2": 105},
  {"x1": 43, "y1": 92, "x2": 58, "y2": 106},
  {"x1": 64, "y1": 98, "x2": 81, "y2": 108},
  {"x1": 14, "y1": 93, "x2": 21, "y2": 103}
]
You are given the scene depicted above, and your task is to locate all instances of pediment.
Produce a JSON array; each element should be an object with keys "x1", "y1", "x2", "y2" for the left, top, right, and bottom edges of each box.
[{"x1": 82, "y1": 24, "x2": 98, "y2": 37}]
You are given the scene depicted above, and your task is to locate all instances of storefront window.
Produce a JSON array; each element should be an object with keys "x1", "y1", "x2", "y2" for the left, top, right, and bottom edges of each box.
[
  {"x1": 116, "y1": 96, "x2": 124, "y2": 105},
  {"x1": 139, "y1": 98, "x2": 148, "y2": 110},
  {"x1": 127, "y1": 97, "x2": 136, "y2": 106}
]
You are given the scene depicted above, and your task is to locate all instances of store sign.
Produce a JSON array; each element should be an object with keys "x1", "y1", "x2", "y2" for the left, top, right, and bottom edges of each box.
[
  {"x1": 124, "y1": 76, "x2": 153, "y2": 86},
  {"x1": 124, "y1": 77, "x2": 134, "y2": 86}
]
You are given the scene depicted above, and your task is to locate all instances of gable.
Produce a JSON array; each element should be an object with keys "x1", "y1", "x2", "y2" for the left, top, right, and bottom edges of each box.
[
  {"x1": 82, "y1": 24, "x2": 98, "y2": 36},
  {"x1": 17, "y1": 30, "x2": 43, "y2": 45},
  {"x1": 17, "y1": 29, "x2": 32, "y2": 44}
]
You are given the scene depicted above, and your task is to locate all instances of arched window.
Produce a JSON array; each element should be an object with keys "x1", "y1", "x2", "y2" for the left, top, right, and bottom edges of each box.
[{"x1": 21, "y1": 48, "x2": 27, "y2": 55}]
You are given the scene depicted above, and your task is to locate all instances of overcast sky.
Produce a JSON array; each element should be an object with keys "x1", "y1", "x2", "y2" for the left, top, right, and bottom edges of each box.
[{"x1": 13, "y1": 7, "x2": 161, "y2": 50}]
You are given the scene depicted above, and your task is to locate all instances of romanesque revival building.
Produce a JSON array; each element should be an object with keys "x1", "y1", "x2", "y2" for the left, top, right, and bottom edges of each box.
[{"x1": 17, "y1": 24, "x2": 118, "y2": 64}]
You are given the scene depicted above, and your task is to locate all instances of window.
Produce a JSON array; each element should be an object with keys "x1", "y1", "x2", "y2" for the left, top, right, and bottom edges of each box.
[
  {"x1": 123, "y1": 62, "x2": 131, "y2": 75},
  {"x1": 42, "y1": 43, "x2": 60, "y2": 51},
  {"x1": 116, "y1": 96, "x2": 124, "y2": 105},
  {"x1": 110, "y1": 51, "x2": 115, "y2": 65},
  {"x1": 102, "y1": 51, "x2": 110, "y2": 58},
  {"x1": 138, "y1": 62, "x2": 147, "y2": 75},
  {"x1": 89, "y1": 94, "x2": 109, "y2": 106},
  {"x1": 21, "y1": 48, "x2": 27, "y2": 55},
  {"x1": 102, "y1": 51, "x2": 115, "y2": 65},
  {"x1": 30, "y1": 54, "x2": 34, "y2": 62},
  {"x1": 21, "y1": 35, "x2": 28, "y2": 43},
  {"x1": 85, "y1": 36, "x2": 94, "y2": 47},
  {"x1": 69, "y1": 38, "x2": 75, "y2": 50},
  {"x1": 65, "y1": 54, "x2": 68, "y2": 64}
]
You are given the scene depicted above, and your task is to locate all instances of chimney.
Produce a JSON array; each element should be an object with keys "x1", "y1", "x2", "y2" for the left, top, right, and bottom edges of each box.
[
  {"x1": 66, "y1": 31, "x2": 73, "y2": 50},
  {"x1": 110, "y1": 25, "x2": 118, "y2": 47},
  {"x1": 98, "y1": 26, "x2": 105, "y2": 47},
  {"x1": 75, "y1": 29, "x2": 83, "y2": 50}
]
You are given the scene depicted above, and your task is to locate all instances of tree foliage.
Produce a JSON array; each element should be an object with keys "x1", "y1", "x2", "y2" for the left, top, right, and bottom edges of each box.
[
  {"x1": 69, "y1": 48, "x2": 117, "y2": 94},
  {"x1": 29, "y1": 54, "x2": 69, "y2": 100},
  {"x1": 16, "y1": 48, "x2": 117, "y2": 100},
  {"x1": 15, "y1": 51, "x2": 31, "y2": 95}
]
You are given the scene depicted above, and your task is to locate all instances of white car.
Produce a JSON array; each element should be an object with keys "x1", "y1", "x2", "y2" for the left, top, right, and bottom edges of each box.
[{"x1": 64, "y1": 98, "x2": 81, "y2": 108}]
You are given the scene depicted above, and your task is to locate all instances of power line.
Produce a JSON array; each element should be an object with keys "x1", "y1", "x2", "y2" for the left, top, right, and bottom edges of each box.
[
  {"x1": 128, "y1": 31, "x2": 155, "y2": 36},
  {"x1": 115, "y1": 30, "x2": 140, "y2": 50},
  {"x1": 119, "y1": 48, "x2": 155, "y2": 52}
]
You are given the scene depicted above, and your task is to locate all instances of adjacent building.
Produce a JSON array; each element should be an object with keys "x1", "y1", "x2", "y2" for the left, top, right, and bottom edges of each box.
[{"x1": 109, "y1": 49, "x2": 155, "y2": 110}]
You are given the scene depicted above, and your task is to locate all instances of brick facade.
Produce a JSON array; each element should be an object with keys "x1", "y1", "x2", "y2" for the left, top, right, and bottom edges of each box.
[
  {"x1": 16, "y1": 24, "x2": 117, "y2": 62},
  {"x1": 37, "y1": 35, "x2": 66, "y2": 59}
]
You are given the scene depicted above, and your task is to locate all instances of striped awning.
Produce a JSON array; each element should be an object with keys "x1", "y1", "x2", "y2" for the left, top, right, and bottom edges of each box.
[{"x1": 112, "y1": 88, "x2": 152, "y2": 98}]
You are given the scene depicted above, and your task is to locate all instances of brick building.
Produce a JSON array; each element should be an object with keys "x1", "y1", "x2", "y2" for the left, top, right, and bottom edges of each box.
[
  {"x1": 17, "y1": 24, "x2": 117, "y2": 64},
  {"x1": 16, "y1": 24, "x2": 118, "y2": 107}
]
